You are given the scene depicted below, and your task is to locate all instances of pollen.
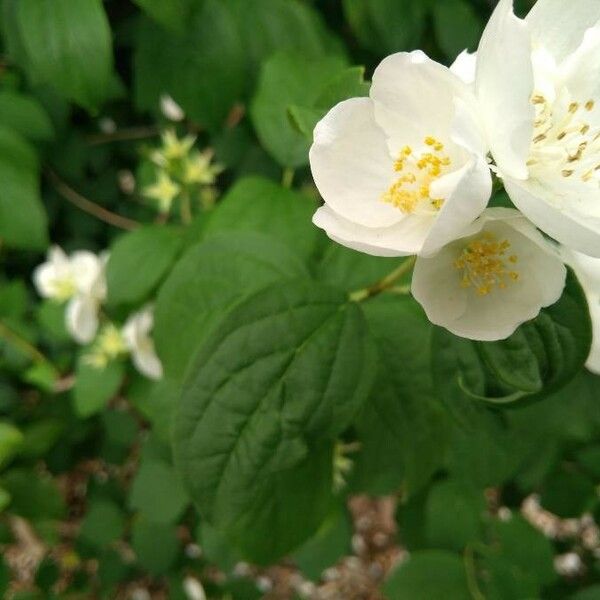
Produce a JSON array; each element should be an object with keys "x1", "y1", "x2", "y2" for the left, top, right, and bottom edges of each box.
[
  {"x1": 454, "y1": 233, "x2": 520, "y2": 297},
  {"x1": 382, "y1": 137, "x2": 452, "y2": 214}
]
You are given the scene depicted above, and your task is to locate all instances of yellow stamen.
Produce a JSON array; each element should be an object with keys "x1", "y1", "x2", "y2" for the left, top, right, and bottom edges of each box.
[{"x1": 454, "y1": 233, "x2": 520, "y2": 297}]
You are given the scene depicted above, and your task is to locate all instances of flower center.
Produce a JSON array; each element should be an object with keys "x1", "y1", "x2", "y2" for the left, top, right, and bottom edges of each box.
[
  {"x1": 454, "y1": 233, "x2": 519, "y2": 296},
  {"x1": 528, "y1": 94, "x2": 600, "y2": 186},
  {"x1": 51, "y1": 278, "x2": 77, "y2": 302},
  {"x1": 382, "y1": 136, "x2": 452, "y2": 214}
]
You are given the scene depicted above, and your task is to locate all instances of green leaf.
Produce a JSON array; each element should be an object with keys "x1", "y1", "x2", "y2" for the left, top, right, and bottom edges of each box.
[
  {"x1": 432, "y1": 0, "x2": 482, "y2": 59},
  {"x1": 133, "y1": 0, "x2": 195, "y2": 32},
  {"x1": 315, "y1": 243, "x2": 401, "y2": 294},
  {"x1": 482, "y1": 516, "x2": 556, "y2": 599},
  {"x1": 174, "y1": 282, "x2": 375, "y2": 561},
  {"x1": 424, "y1": 480, "x2": 485, "y2": 552},
  {"x1": 0, "y1": 488, "x2": 10, "y2": 513},
  {"x1": 351, "y1": 295, "x2": 447, "y2": 496},
  {"x1": 2, "y1": 469, "x2": 65, "y2": 521},
  {"x1": 73, "y1": 359, "x2": 125, "y2": 418},
  {"x1": 288, "y1": 66, "x2": 369, "y2": 139},
  {"x1": 154, "y1": 233, "x2": 310, "y2": 381},
  {"x1": 131, "y1": 519, "x2": 179, "y2": 575},
  {"x1": 129, "y1": 460, "x2": 189, "y2": 524},
  {"x1": 79, "y1": 500, "x2": 125, "y2": 549},
  {"x1": 134, "y1": 1, "x2": 245, "y2": 132},
  {"x1": 106, "y1": 226, "x2": 183, "y2": 307},
  {"x1": 432, "y1": 270, "x2": 591, "y2": 405},
  {"x1": 0, "y1": 127, "x2": 48, "y2": 249},
  {"x1": 384, "y1": 551, "x2": 471, "y2": 600},
  {"x1": 203, "y1": 177, "x2": 319, "y2": 264},
  {"x1": 227, "y1": 442, "x2": 335, "y2": 564},
  {"x1": 19, "y1": 419, "x2": 63, "y2": 459},
  {"x1": 540, "y1": 466, "x2": 596, "y2": 518},
  {"x1": 228, "y1": 0, "x2": 346, "y2": 89},
  {"x1": 0, "y1": 422, "x2": 23, "y2": 468},
  {"x1": 11, "y1": 0, "x2": 116, "y2": 110},
  {"x1": 343, "y1": 0, "x2": 427, "y2": 55},
  {"x1": 251, "y1": 52, "x2": 348, "y2": 167},
  {"x1": 0, "y1": 91, "x2": 54, "y2": 141},
  {"x1": 293, "y1": 506, "x2": 352, "y2": 580}
]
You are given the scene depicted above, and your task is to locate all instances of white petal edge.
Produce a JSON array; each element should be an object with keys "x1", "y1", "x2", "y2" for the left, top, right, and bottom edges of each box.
[
  {"x1": 504, "y1": 177, "x2": 600, "y2": 257},
  {"x1": 420, "y1": 156, "x2": 492, "y2": 256},
  {"x1": 312, "y1": 205, "x2": 429, "y2": 257},
  {"x1": 450, "y1": 50, "x2": 477, "y2": 85},
  {"x1": 66, "y1": 295, "x2": 99, "y2": 344},
  {"x1": 527, "y1": 0, "x2": 600, "y2": 62},
  {"x1": 370, "y1": 50, "x2": 474, "y2": 156},
  {"x1": 476, "y1": 0, "x2": 534, "y2": 180},
  {"x1": 309, "y1": 97, "x2": 402, "y2": 228}
]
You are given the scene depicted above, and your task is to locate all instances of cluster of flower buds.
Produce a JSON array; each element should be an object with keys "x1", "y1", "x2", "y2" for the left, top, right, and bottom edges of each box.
[
  {"x1": 143, "y1": 128, "x2": 223, "y2": 217},
  {"x1": 33, "y1": 247, "x2": 162, "y2": 380},
  {"x1": 310, "y1": 0, "x2": 600, "y2": 349}
]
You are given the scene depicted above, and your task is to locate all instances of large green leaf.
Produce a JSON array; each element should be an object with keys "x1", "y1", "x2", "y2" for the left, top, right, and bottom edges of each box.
[
  {"x1": 10, "y1": 0, "x2": 115, "y2": 110},
  {"x1": 432, "y1": 0, "x2": 482, "y2": 59},
  {"x1": 432, "y1": 270, "x2": 591, "y2": 405},
  {"x1": 0, "y1": 91, "x2": 54, "y2": 141},
  {"x1": 0, "y1": 127, "x2": 47, "y2": 249},
  {"x1": 154, "y1": 233, "x2": 309, "y2": 381},
  {"x1": 134, "y1": 1, "x2": 245, "y2": 132},
  {"x1": 351, "y1": 295, "x2": 448, "y2": 496},
  {"x1": 203, "y1": 176, "x2": 319, "y2": 264},
  {"x1": 174, "y1": 282, "x2": 375, "y2": 561},
  {"x1": 251, "y1": 52, "x2": 348, "y2": 167},
  {"x1": 227, "y1": 0, "x2": 345, "y2": 89},
  {"x1": 342, "y1": 0, "x2": 427, "y2": 55},
  {"x1": 133, "y1": 0, "x2": 196, "y2": 32},
  {"x1": 106, "y1": 226, "x2": 183, "y2": 307}
]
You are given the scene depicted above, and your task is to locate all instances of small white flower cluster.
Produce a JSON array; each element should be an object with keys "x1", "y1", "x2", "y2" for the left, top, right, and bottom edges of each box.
[
  {"x1": 33, "y1": 246, "x2": 163, "y2": 380},
  {"x1": 310, "y1": 0, "x2": 600, "y2": 343}
]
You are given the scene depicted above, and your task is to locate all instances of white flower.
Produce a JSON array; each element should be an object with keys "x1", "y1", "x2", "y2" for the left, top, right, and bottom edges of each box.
[
  {"x1": 33, "y1": 246, "x2": 107, "y2": 344},
  {"x1": 122, "y1": 307, "x2": 163, "y2": 380},
  {"x1": 412, "y1": 208, "x2": 567, "y2": 341},
  {"x1": 561, "y1": 247, "x2": 600, "y2": 374},
  {"x1": 475, "y1": 0, "x2": 600, "y2": 257},
  {"x1": 160, "y1": 94, "x2": 185, "y2": 122},
  {"x1": 309, "y1": 50, "x2": 492, "y2": 258}
]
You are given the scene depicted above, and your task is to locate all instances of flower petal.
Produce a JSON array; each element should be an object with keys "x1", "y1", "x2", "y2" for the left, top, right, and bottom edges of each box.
[
  {"x1": 370, "y1": 50, "x2": 474, "y2": 156},
  {"x1": 450, "y1": 50, "x2": 477, "y2": 85},
  {"x1": 504, "y1": 177, "x2": 600, "y2": 257},
  {"x1": 312, "y1": 206, "x2": 429, "y2": 257},
  {"x1": 309, "y1": 97, "x2": 402, "y2": 228},
  {"x1": 476, "y1": 0, "x2": 534, "y2": 180},
  {"x1": 412, "y1": 209, "x2": 566, "y2": 341},
  {"x1": 527, "y1": 0, "x2": 600, "y2": 62},
  {"x1": 421, "y1": 156, "x2": 492, "y2": 256},
  {"x1": 66, "y1": 295, "x2": 99, "y2": 344}
]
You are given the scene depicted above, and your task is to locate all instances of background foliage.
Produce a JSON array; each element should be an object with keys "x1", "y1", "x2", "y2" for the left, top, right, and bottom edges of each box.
[{"x1": 1, "y1": 0, "x2": 599, "y2": 598}]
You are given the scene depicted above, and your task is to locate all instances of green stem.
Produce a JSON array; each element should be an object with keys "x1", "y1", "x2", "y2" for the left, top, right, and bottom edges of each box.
[
  {"x1": 464, "y1": 545, "x2": 486, "y2": 600},
  {"x1": 281, "y1": 167, "x2": 295, "y2": 189},
  {"x1": 349, "y1": 257, "x2": 416, "y2": 302},
  {"x1": 0, "y1": 320, "x2": 49, "y2": 365},
  {"x1": 180, "y1": 189, "x2": 192, "y2": 225}
]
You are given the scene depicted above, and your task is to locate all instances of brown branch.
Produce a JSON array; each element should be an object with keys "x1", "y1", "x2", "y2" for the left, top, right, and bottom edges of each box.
[
  {"x1": 46, "y1": 169, "x2": 140, "y2": 231},
  {"x1": 85, "y1": 125, "x2": 162, "y2": 146}
]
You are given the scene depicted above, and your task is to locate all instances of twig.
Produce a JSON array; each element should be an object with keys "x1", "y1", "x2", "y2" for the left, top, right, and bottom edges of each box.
[
  {"x1": 86, "y1": 125, "x2": 162, "y2": 146},
  {"x1": 282, "y1": 167, "x2": 295, "y2": 189},
  {"x1": 349, "y1": 257, "x2": 416, "y2": 302},
  {"x1": 46, "y1": 169, "x2": 139, "y2": 231},
  {"x1": 0, "y1": 319, "x2": 49, "y2": 365}
]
